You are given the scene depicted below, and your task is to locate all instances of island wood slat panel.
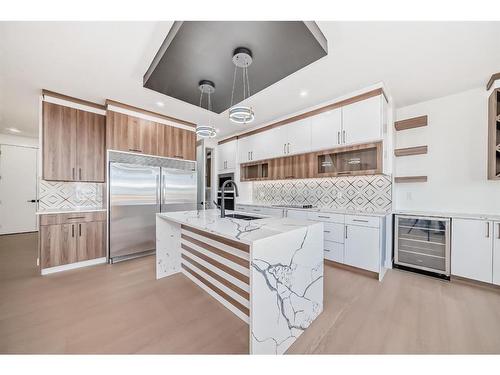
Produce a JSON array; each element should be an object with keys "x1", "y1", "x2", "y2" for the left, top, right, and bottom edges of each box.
[
  {"x1": 394, "y1": 115, "x2": 428, "y2": 131},
  {"x1": 394, "y1": 145, "x2": 428, "y2": 157},
  {"x1": 179, "y1": 225, "x2": 251, "y2": 320}
]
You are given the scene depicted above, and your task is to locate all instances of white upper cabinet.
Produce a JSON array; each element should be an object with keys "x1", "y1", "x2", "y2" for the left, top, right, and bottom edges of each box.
[
  {"x1": 255, "y1": 126, "x2": 287, "y2": 160},
  {"x1": 451, "y1": 218, "x2": 493, "y2": 283},
  {"x1": 311, "y1": 108, "x2": 342, "y2": 151},
  {"x1": 285, "y1": 118, "x2": 311, "y2": 155},
  {"x1": 342, "y1": 95, "x2": 383, "y2": 145},
  {"x1": 238, "y1": 135, "x2": 254, "y2": 163},
  {"x1": 493, "y1": 221, "x2": 500, "y2": 286},
  {"x1": 217, "y1": 140, "x2": 237, "y2": 172}
]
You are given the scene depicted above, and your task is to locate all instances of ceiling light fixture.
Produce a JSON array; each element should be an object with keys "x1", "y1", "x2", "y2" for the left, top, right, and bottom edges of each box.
[
  {"x1": 300, "y1": 90, "x2": 308, "y2": 97},
  {"x1": 6, "y1": 127, "x2": 21, "y2": 133},
  {"x1": 229, "y1": 47, "x2": 254, "y2": 125},
  {"x1": 196, "y1": 80, "x2": 217, "y2": 138}
]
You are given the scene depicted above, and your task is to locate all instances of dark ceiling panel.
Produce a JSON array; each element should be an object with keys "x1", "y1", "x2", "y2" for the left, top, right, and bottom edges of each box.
[{"x1": 143, "y1": 21, "x2": 328, "y2": 114}]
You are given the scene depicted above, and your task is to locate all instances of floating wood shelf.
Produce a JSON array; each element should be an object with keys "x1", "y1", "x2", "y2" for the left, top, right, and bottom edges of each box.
[
  {"x1": 394, "y1": 176, "x2": 428, "y2": 183},
  {"x1": 395, "y1": 115, "x2": 428, "y2": 131},
  {"x1": 394, "y1": 145, "x2": 428, "y2": 157}
]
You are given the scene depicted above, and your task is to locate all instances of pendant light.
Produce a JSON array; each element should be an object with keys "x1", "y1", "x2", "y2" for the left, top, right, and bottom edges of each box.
[
  {"x1": 229, "y1": 47, "x2": 255, "y2": 125},
  {"x1": 196, "y1": 80, "x2": 217, "y2": 138}
]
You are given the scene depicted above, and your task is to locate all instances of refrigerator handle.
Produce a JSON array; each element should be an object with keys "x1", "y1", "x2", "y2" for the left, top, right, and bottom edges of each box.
[{"x1": 156, "y1": 173, "x2": 161, "y2": 211}]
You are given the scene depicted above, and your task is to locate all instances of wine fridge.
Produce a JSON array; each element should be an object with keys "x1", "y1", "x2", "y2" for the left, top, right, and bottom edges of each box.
[{"x1": 394, "y1": 215, "x2": 451, "y2": 277}]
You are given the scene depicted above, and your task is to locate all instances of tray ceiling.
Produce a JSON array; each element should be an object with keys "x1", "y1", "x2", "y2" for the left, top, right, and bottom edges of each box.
[{"x1": 143, "y1": 21, "x2": 328, "y2": 113}]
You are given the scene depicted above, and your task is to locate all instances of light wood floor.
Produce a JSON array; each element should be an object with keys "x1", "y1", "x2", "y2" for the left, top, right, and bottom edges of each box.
[{"x1": 1, "y1": 232, "x2": 500, "y2": 354}]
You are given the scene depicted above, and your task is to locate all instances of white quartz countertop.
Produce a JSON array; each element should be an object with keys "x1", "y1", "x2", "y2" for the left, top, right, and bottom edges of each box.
[
  {"x1": 235, "y1": 201, "x2": 390, "y2": 217},
  {"x1": 157, "y1": 209, "x2": 322, "y2": 245},
  {"x1": 36, "y1": 207, "x2": 107, "y2": 215}
]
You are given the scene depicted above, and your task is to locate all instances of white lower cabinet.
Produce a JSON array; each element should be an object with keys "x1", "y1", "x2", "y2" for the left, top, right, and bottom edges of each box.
[
  {"x1": 324, "y1": 240, "x2": 344, "y2": 263},
  {"x1": 494, "y1": 222, "x2": 500, "y2": 285},
  {"x1": 451, "y1": 218, "x2": 493, "y2": 283},
  {"x1": 344, "y1": 224, "x2": 380, "y2": 273}
]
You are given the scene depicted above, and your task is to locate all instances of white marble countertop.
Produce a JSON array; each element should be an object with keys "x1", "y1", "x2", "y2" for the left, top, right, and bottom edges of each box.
[
  {"x1": 393, "y1": 210, "x2": 500, "y2": 222},
  {"x1": 157, "y1": 209, "x2": 322, "y2": 245},
  {"x1": 36, "y1": 207, "x2": 107, "y2": 215},
  {"x1": 235, "y1": 201, "x2": 390, "y2": 217}
]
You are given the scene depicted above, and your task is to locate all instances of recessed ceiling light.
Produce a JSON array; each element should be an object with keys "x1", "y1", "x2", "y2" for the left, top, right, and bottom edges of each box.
[
  {"x1": 156, "y1": 101, "x2": 165, "y2": 107},
  {"x1": 6, "y1": 127, "x2": 21, "y2": 133},
  {"x1": 299, "y1": 90, "x2": 308, "y2": 97}
]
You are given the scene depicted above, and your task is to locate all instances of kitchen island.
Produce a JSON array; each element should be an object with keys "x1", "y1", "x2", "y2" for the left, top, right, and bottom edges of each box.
[{"x1": 156, "y1": 209, "x2": 324, "y2": 354}]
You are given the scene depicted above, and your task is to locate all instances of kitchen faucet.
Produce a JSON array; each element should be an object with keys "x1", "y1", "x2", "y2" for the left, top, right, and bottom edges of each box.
[{"x1": 220, "y1": 180, "x2": 239, "y2": 218}]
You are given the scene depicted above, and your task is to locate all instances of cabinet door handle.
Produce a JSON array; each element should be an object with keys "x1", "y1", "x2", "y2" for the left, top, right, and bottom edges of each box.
[
  {"x1": 337, "y1": 131, "x2": 340, "y2": 144},
  {"x1": 71, "y1": 224, "x2": 74, "y2": 237},
  {"x1": 79, "y1": 223, "x2": 81, "y2": 237},
  {"x1": 72, "y1": 168, "x2": 75, "y2": 180},
  {"x1": 353, "y1": 219, "x2": 369, "y2": 223},
  {"x1": 248, "y1": 152, "x2": 250, "y2": 160},
  {"x1": 287, "y1": 143, "x2": 290, "y2": 154},
  {"x1": 67, "y1": 216, "x2": 85, "y2": 220},
  {"x1": 486, "y1": 222, "x2": 490, "y2": 238},
  {"x1": 283, "y1": 144, "x2": 286, "y2": 154},
  {"x1": 498, "y1": 223, "x2": 500, "y2": 239},
  {"x1": 79, "y1": 168, "x2": 82, "y2": 180},
  {"x1": 251, "y1": 151, "x2": 253, "y2": 160},
  {"x1": 342, "y1": 130, "x2": 346, "y2": 144},
  {"x1": 324, "y1": 249, "x2": 331, "y2": 252},
  {"x1": 345, "y1": 225, "x2": 348, "y2": 239}
]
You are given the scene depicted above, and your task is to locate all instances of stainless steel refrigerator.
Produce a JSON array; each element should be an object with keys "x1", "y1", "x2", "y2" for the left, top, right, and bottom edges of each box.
[{"x1": 108, "y1": 151, "x2": 196, "y2": 263}]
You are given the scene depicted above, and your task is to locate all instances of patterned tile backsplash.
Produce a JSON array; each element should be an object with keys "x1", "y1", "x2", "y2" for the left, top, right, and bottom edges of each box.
[
  {"x1": 253, "y1": 175, "x2": 392, "y2": 213},
  {"x1": 38, "y1": 180, "x2": 105, "y2": 210}
]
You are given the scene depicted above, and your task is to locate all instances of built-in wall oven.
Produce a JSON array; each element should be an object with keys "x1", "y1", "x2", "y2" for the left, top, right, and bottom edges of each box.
[{"x1": 217, "y1": 173, "x2": 234, "y2": 211}]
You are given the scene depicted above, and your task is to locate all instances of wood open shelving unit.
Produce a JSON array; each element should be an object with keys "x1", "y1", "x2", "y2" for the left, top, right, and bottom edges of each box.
[
  {"x1": 488, "y1": 88, "x2": 500, "y2": 180},
  {"x1": 394, "y1": 115, "x2": 428, "y2": 131},
  {"x1": 394, "y1": 145, "x2": 428, "y2": 157},
  {"x1": 394, "y1": 176, "x2": 428, "y2": 183}
]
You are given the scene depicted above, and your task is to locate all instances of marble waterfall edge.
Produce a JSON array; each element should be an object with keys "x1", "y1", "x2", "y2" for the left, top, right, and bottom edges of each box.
[{"x1": 250, "y1": 223, "x2": 324, "y2": 354}]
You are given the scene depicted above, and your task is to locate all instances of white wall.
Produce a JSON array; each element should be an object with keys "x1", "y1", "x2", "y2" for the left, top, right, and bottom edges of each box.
[
  {"x1": 0, "y1": 133, "x2": 38, "y2": 148},
  {"x1": 394, "y1": 87, "x2": 500, "y2": 214}
]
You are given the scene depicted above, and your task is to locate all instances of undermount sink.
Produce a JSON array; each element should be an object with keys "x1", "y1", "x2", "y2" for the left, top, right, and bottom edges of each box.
[{"x1": 224, "y1": 213, "x2": 263, "y2": 221}]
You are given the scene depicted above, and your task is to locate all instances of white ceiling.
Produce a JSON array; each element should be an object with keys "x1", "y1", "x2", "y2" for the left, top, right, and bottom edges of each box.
[{"x1": 1, "y1": 21, "x2": 499, "y2": 139}]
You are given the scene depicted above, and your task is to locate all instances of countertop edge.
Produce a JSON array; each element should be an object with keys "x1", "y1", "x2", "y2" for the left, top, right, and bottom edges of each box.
[{"x1": 36, "y1": 208, "x2": 107, "y2": 215}]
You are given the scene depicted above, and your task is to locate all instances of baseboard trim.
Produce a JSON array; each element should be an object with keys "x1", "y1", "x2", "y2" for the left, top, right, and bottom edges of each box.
[
  {"x1": 324, "y1": 259, "x2": 378, "y2": 279},
  {"x1": 41, "y1": 257, "x2": 107, "y2": 275},
  {"x1": 451, "y1": 275, "x2": 500, "y2": 291}
]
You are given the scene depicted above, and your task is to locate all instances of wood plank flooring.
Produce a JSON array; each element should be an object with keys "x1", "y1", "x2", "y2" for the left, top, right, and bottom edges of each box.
[{"x1": 1, "y1": 232, "x2": 500, "y2": 354}]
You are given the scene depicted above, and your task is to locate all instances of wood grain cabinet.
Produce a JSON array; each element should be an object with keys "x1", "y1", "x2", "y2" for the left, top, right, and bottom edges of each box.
[
  {"x1": 107, "y1": 111, "x2": 196, "y2": 161},
  {"x1": 39, "y1": 212, "x2": 106, "y2": 270},
  {"x1": 157, "y1": 124, "x2": 196, "y2": 161},
  {"x1": 43, "y1": 102, "x2": 105, "y2": 182},
  {"x1": 106, "y1": 111, "x2": 157, "y2": 155}
]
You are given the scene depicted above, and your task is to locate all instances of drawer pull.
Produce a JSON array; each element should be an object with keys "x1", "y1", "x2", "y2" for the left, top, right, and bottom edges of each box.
[
  {"x1": 352, "y1": 219, "x2": 369, "y2": 223},
  {"x1": 67, "y1": 216, "x2": 85, "y2": 220},
  {"x1": 128, "y1": 148, "x2": 143, "y2": 153},
  {"x1": 318, "y1": 215, "x2": 331, "y2": 219},
  {"x1": 324, "y1": 230, "x2": 331, "y2": 233},
  {"x1": 174, "y1": 155, "x2": 184, "y2": 159},
  {"x1": 324, "y1": 249, "x2": 331, "y2": 252}
]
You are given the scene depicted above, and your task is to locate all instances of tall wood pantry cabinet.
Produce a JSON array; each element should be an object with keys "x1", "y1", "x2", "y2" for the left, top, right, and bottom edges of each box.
[{"x1": 42, "y1": 101, "x2": 105, "y2": 182}]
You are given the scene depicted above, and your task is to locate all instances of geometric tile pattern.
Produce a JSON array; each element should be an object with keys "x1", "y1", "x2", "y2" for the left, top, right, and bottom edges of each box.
[
  {"x1": 38, "y1": 180, "x2": 104, "y2": 211},
  {"x1": 253, "y1": 174, "x2": 392, "y2": 213}
]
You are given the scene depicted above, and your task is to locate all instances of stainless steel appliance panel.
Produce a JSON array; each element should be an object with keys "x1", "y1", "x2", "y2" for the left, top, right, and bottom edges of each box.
[
  {"x1": 110, "y1": 163, "x2": 160, "y2": 260},
  {"x1": 161, "y1": 168, "x2": 197, "y2": 212}
]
